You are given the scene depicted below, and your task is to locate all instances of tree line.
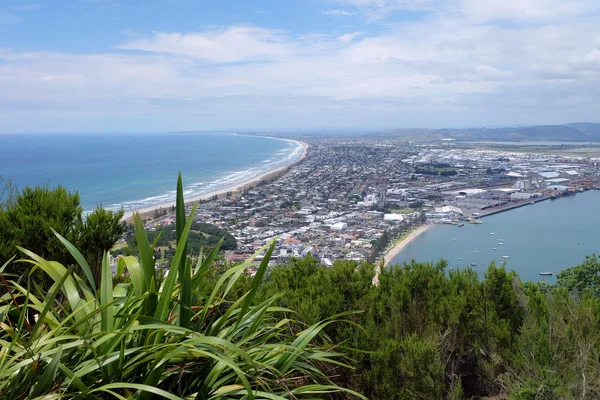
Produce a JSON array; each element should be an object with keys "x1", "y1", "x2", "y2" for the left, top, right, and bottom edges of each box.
[
  {"x1": 220, "y1": 255, "x2": 600, "y2": 399},
  {"x1": 0, "y1": 183, "x2": 124, "y2": 289}
]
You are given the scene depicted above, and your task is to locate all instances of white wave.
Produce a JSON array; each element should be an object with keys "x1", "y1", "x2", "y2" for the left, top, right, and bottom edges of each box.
[{"x1": 99, "y1": 137, "x2": 305, "y2": 213}]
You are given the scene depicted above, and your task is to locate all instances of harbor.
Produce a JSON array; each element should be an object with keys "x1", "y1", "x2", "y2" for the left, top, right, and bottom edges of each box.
[{"x1": 390, "y1": 190, "x2": 600, "y2": 283}]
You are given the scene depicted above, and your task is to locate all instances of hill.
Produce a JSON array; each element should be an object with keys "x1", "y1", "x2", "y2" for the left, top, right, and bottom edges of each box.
[{"x1": 384, "y1": 122, "x2": 600, "y2": 142}]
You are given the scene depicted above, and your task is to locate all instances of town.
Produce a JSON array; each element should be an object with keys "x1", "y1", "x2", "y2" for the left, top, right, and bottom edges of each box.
[{"x1": 135, "y1": 138, "x2": 600, "y2": 270}]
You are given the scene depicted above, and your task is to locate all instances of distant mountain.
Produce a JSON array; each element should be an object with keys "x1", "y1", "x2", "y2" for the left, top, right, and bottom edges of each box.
[
  {"x1": 384, "y1": 122, "x2": 600, "y2": 142},
  {"x1": 566, "y1": 123, "x2": 600, "y2": 138}
]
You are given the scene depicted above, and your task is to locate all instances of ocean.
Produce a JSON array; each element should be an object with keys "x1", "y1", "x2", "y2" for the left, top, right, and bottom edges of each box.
[
  {"x1": 0, "y1": 133, "x2": 302, "y2": 213},
  {"x1": 390, "y1": 190, "x2": 600, "y2": 283}
]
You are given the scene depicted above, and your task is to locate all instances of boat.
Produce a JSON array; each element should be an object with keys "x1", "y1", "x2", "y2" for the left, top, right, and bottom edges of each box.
[
  {"x1": 457, "y1": 223, "x2": 464, "y2": 227},
  {"x1": 489, "y1": 232, "x2": 495, "y2": 235},
  {"x1": 492, "y1": 247, "x2": 497, "y2": 250},
  {"x1": 539, "y1": 271, "x2": 553, "y2": 276},
  {"x1": 474, "y1": 250, "x2": 478, "y2": 253},
  {"x1": 502, "y1": 255, "x2": 510, "y2": 259},
  {"x1": 452, "y1": 238, "x2": 456, "y2": 241},
  {"x1": 458, "y1": 257, "x2": 462, "y2": 260},
  {"x1": 498, "y1": 242, "x2": 503, "y2": 245},
  {"x1": 470, "y1": 263, "x2": 477, "y2": 267}
]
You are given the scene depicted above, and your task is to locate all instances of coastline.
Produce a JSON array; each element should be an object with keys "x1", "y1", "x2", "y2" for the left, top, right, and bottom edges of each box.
[
  {"x1": 124, "y1": 138, "x2": 308, "y2": 221},
  {"x1": 384, "y1": 224, "x2": 432, "y2": 267},
  {"x1": 373, "y1": 224, "x2": 432, "y2": 286}
]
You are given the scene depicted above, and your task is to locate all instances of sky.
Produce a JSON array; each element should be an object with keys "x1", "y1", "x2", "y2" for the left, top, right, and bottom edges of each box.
[{"x1": 1, "y1": 0, "x2": 600, "y2": 133}]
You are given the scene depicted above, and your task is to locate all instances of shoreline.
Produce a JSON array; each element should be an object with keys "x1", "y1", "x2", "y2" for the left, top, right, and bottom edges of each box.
[
  {"x1": 373, "y1": 224, "x2": 432, "y2": 286},
  {"x1": 124, "y1": 138, "x2": 308, "y2": 221},
  {"x1": 384, "y1": 224, "x2": 432, "y2": 267}
]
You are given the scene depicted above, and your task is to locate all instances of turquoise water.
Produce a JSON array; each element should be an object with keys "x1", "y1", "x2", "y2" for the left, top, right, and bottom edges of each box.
[
  {"x1": 390, "y1": 191, "x2": 600, "y2": 283},
  {"x1": 0, "y1": 133, "x2": 301, "y2": 213}
]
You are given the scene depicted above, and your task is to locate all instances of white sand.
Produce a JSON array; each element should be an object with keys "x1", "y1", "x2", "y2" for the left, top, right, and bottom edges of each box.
[
  {"x1": 373, "y1": 224, "x2": 432, "y2": 285},
  {"x1": 384, "y1": 225, "x2": 432, "y2": 267}
]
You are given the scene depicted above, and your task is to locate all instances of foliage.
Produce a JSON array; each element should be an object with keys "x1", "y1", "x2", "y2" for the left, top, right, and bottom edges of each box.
[
  {"x1": 3, "y1": 174, "x2": 600, "y2": 399},
  {"x1": 76, "y1": 207, "x2": 125, "y2": 288},
  {"x1": 556, "y1": 254, "x2": 600, "y2": 297},
  {"x1": 0, "y1": 185, "x2": 82, "y2": 280},
  {"x1": 145, "y1": 221, "x2": 237, "y2": 257},
  {"x1": 0, "y1": 186, "x2": 124, "y2": 292},
  {"x1": 256, "y1": 257, "x2": 600, "y2": 399},
  {"x1": 0, "y1": 174, "x2": 363, "y2": 400}
]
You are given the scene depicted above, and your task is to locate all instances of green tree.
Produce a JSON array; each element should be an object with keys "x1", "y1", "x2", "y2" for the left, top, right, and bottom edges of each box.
[
  {"x1": 556, "y1": 254, "x2": 600, "y2": 297},
  {"x1": 76, "y1": 207, "x2": 125, "y2": 288},
  {"x1": 0, "y1": 186, "x2": 82, "y2": 279}
]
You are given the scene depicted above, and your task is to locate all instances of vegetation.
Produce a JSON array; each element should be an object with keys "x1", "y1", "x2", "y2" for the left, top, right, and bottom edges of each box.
[
  {"x1": 250, "y1": 257, "x2": 600, "y2": 399},
  {"x1": 3, "y1": 173, "x2": 600, "y2": 399},
  {"x1": 0, "y1": 174, "x2": 363, "y2": 399},
  {"x1": 144, "y1": 221, "x2": 238, "y2": 260},
  {"x1": 0, "y1": 185, "x2": 125, "y2": 289}
]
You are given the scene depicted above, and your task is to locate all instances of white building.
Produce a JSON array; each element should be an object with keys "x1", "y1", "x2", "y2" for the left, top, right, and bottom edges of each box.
[
  {"x1": 384, "y1": 213, "x2": 405, "y2": 222},
  {"x1": 514, "y1": 180, "x2": 531, "y2": 190},
  {"x1": 538, "y1": 171, "x2": 560, "y2": 179},
  {"x1": 330, "y1": 222, "x2": 348, "y2": 231},
  {"x1": 434, "y1": 206, "x2": 463, "y2": 217}
]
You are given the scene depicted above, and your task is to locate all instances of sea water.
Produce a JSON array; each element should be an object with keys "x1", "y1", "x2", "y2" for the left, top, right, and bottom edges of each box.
[
  {"x1": 390, "y1": 190, "x2": 600, "y2": 283},
  {"x1": 0, "y1": 132, "x2": 302, "y2": 212}
]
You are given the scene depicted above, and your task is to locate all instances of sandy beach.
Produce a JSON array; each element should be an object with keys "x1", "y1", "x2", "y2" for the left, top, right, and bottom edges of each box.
[
  {"x1": 372, "y1": 224, "x2": 432, "y2": 286},
  {"x1": 124, "y1": 138, "x2": 308, "y2": 221},
  {"x1": 384, "y1": 224, "x2": 432, "y2": 267}
]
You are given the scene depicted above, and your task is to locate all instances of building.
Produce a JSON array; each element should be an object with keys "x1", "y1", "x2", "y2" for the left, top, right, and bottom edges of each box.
[
  {"x1": 514, "y1": 180, "x2": 531, "y2": 190},
  {"x1": 383, "y1": 213, "x2": 405, "y2": 222},
  {"x1": 434, "y1": 206, "x2": 463, "y2": 217},
  {"x1": 330, "y1": 222, "x2": 348, "y2": 231}
]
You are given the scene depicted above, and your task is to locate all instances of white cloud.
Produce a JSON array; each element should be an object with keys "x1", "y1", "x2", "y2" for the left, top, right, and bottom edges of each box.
[
  {"x1": 338, "y1": 32, "x2": 364, "y2": 42},
  {"x1": 461, "y1": 0, "x2": 600, "y2": 21},
  {"x1": 322, "y1": 9, "x2": 357, "y2": 16},
  {"x1": 334, "y1": 0, "x2": 450, "y2": 19},
  {"x1": 117, "y1": 26, "x2": 289, "y2": 63},
  {"x1": 2, "y1": 1, "x2": 600, "y2": 131}
]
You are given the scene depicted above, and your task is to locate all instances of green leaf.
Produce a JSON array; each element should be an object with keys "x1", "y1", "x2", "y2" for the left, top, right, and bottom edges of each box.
[
  {"x1": 100, "y1": 252, "x2": 113, "y2": 334},
  {"x1": 133, "y1": 212, "x2": 156, "y2": 291},
  {"x1": 236, "y1": 239, "x2": 276, "y2": 329},
  {"x1": 154, "y1": 203, "x2": 197, "y2": 323},
  {"x1": 176, "y1": 173, "x2": 192, "y2": 329},
  {"x1": 122, "y1": 256, "x2": 145, "y2": 296},
  {"x1": 92, "y1": 382, "x2": 185, "y2": 400},
  {"x1": 29, "y1": 266, "x2": 75, "y2": 347},
  {"x1": 30, "y1": 346, "x2": 63, "y2": 397},
  {"x1": 52, "y1": 229, "x2": 96, "y2": 292},
  {"x1": 116, "y1": 257, "x2": 126, "y2": 281}
]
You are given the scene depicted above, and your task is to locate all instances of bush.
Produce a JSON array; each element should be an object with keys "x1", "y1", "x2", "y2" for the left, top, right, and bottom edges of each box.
[{"x1": 0, "y1": 175, "x2": 364, "y2": 400}]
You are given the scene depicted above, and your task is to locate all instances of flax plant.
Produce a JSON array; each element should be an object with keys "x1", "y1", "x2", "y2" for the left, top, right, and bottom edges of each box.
[{"x1": 0, "y1": 174, "x2": 364, "y2": 400}]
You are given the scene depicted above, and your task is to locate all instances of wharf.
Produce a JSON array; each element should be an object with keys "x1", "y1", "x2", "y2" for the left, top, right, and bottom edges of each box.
[{"x1": 477, "y1": 194, "x2": 554, "y2": 218}]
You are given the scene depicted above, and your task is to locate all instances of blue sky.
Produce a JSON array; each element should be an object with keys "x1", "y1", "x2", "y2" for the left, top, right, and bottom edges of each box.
[{"x1": 1, "y1": 0, "x2": 600, "y2": 132}]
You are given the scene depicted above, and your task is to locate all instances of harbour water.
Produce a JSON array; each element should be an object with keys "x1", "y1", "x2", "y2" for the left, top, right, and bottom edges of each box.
[
  {"x1": 390, "y1": 190, "x2": 600, "y2": 283},
  {"x1": 0, "y1": 132, "x2": 302, "y2": 213}
]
